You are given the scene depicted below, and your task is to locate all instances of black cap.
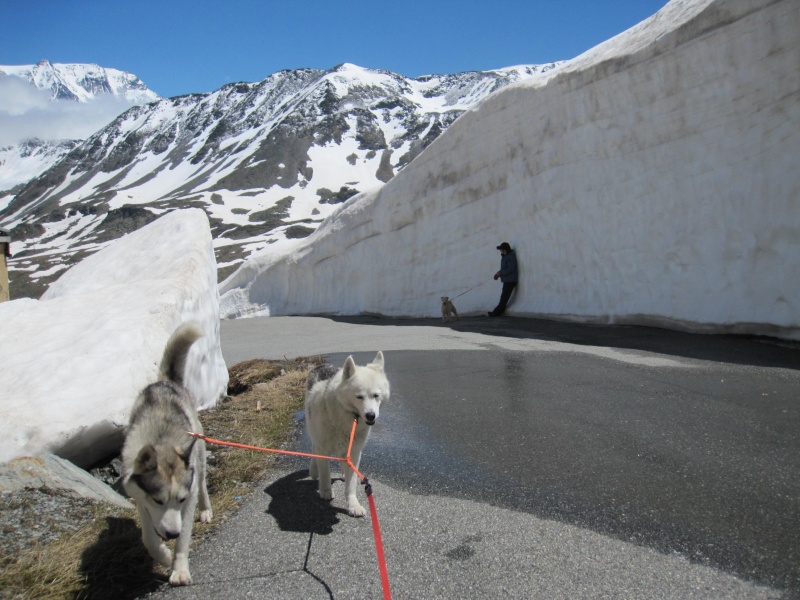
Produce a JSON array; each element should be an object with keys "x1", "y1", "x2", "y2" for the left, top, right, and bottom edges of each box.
[{"x1": 496, "y1": 242, "x2": 511, "y2": 251}]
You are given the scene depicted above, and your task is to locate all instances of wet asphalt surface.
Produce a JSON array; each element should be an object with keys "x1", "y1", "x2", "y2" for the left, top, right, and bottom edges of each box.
[{"x1": 150, "y1": 315, "x2": 799, "y2": 599}]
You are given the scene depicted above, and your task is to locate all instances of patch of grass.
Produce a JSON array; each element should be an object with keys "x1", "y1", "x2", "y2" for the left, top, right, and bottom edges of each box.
[
  {"x1": 201, "y1": 357, "x2": 322, "y2": 520},
  {"x1": 0, "y1": 357, "x2": 322, "y2": 599},
  {"x1": 0, "y1": 502, "x2": 153, "y2": 600}
]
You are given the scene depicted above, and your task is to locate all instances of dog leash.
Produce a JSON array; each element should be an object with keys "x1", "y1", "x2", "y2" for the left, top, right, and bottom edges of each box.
[
  {"x1": 188, "y1": 419, "x2": 392, "y2": 600},
  {"x1": 450, "y1": 278, "x2": 489, "y2": 301}
]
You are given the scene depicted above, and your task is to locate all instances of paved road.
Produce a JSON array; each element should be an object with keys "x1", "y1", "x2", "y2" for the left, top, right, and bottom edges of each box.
[{"x1": 151, "y1": 316, "x2": 799, "y2": 599}]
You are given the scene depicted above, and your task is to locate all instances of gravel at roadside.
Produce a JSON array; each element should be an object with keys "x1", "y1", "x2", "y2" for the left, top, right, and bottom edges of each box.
[{"x1": 0, "y1": 488, "x2": 102, "y2": 557}]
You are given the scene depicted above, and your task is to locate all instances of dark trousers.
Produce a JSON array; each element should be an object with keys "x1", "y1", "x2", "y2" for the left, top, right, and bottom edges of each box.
[{"x1": 492, "y1": 282, "x2": 517, "y2": 315}]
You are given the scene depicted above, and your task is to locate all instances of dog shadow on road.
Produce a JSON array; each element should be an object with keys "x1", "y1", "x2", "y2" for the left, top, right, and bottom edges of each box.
[
  {"x1": 80, "y1": 515, "x2": 166, "y2": 599},
  {"x1": 264, "y1": 470, "x2": 348, "y2": 599},
  {"x1": 265, "y1": 469, "x2": 348, "y2": 535}
]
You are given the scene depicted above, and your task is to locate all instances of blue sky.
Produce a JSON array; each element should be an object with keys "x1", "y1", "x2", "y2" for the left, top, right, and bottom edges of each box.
[{"x1": 2, "y1": 1, "x2": 667, "y2": 98}]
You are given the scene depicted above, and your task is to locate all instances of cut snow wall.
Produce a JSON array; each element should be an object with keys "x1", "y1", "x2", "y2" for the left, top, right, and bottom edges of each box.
[
  {"x1": 221, "y1": 0, "x2": 800, "y2": 339},
  {"x1": 0, "y1": 209, "x2": 228, "y2": 467}
]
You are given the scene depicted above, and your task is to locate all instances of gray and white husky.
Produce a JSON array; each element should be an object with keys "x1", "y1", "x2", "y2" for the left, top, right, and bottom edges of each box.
[
  {"x1": 305, "y1": 352, "x2": 390, "y2": 517},
  {"x1": 122, "y1": 322, "x2": 212, "y2": 586}
]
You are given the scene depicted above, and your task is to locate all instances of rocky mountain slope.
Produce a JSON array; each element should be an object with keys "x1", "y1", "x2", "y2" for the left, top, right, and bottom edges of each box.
[
  {"x1": 0, "y1": 139, "x2": 81, "y2": 192},
  {"x1": 0, "y1": 62, "x2": 558, "y2": 299}
]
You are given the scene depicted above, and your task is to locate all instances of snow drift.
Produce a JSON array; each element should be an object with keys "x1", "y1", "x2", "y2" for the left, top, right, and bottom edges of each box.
[
  {"x1": 220, "y1": 0, "x2": 800, "y2": 340},
  {"x1": 0, "y1": 209, "x2": 228, "y2": 467}
]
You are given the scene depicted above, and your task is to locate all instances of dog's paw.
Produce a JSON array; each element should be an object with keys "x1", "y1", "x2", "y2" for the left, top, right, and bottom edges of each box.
[
  {"x1": 169, "y1": 569, "x2": 192, "y2": 586},
  {"x1": 198, "y1": 508, "x2": 213, "y2": 523},
  {"x1": 318, "y1": 488, "x2": 334, "y2": 501},
  {"x1": 152, "y1": 544, "x2": 172, "y2": 568},
  {"x1": 347, "y1": 502, "x2": 367, "y2": 518}
]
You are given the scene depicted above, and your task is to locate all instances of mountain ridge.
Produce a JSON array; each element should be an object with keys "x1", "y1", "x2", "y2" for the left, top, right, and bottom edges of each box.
[{"x1": 0, "y1": 61, "x2": 561, "y2": 299}]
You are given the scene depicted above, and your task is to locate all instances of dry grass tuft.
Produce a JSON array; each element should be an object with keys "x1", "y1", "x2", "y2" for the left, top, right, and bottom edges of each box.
[
  {"x1": 201, "y1": 357, "x2": 322, "y2": 519},
  {"x1": 0, "y1": 356, "x2": 323, "y2": 600},
  {"x1": 226, "y1": 357, "x2": 320, "y2": 395}
]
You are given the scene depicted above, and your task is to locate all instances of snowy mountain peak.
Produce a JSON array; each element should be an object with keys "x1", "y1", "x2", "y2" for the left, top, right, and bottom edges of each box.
[
  {"x1": 330, "y1": 62, "x2": 366, "y2": 73},
  {"x1": 0, "y1": 61, "x2": 160, "y2": 104},
  {"x1": 0, "y1": 62, "x2": 162, "y2": 192}
]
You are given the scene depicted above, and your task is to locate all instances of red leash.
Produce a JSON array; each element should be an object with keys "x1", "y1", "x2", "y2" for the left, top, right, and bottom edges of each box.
[
  {"x1": 364, "y1": 478, "x2": 391, "y2": 599},
  {"x1": 189, "y1": 418, "x2": 392, "y2": 599}
]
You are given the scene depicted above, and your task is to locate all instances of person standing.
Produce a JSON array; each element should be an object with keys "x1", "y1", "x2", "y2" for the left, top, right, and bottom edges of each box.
[{"x1": 489, "y1": 242, "x2": 517, "y2": 317}]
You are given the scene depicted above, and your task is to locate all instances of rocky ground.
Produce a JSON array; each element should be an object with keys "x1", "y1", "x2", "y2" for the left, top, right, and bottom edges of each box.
[
  {"x1": 0, "y1": 488, "x2": 102, "y2": 557},
  {"x1": 0, "y1": 457, "x2": 124, "y2": 558}
]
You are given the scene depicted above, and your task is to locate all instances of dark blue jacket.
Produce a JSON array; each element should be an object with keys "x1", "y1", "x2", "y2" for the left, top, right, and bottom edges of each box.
[{"x1": 498, "y1": 250, "x2": 518, "y2": 283}]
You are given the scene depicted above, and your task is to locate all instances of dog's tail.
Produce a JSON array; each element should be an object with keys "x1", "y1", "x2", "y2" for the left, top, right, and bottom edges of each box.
[{"x1": 159, "y1": 322, "x2": 203, "y2": 386}]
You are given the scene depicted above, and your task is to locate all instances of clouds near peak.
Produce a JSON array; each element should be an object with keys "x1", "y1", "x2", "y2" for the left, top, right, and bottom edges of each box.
[{"x1": 0, "y1": 76, "x2": 141, "y2": 147}]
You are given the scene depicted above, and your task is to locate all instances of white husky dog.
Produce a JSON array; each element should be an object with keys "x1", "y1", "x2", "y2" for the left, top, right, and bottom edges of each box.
[
  {"x1": 441, "y1": 296, "x2": 459, "y2": 322},
  {"x1": 305, "y1": 351, "x2": 389, "y2": 517},
  {"x1": 122, "y1": 322, "x2": 213, "y2": 586}
]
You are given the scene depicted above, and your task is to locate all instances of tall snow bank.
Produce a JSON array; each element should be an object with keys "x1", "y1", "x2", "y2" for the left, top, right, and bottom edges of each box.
[
  {"x1": 0, "y1": 209, "x2": 228, "y2": 467},
  {"x1": 220, "y1": 0, "x2": 799, "y2": 340}
]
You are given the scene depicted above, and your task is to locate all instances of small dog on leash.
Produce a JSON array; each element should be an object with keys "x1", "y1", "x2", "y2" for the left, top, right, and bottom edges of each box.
[
  {"x1": 122, "y1": 322, "x2": 213, "y2": 586},
  {"x1": 441, "y1": 296, "x2": 459, "y2": 322},
  {"x1": 305, "y1": 352, "x2": 390, "y2": 517}
]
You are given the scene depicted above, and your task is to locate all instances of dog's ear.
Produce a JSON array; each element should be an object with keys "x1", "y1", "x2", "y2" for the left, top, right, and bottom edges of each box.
[
  {"x1": 343, "y1": 356, "x2": 357, "y2": 379},
  {"x1": 369, "y1": 351, "x2": 385, "y2": 372},
  {"x1": 175, "y1": 436, "x2": 198, "y2": 465},
  {"x1": 134, "y1": 445, "x2": 158, "y2": 474}
]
